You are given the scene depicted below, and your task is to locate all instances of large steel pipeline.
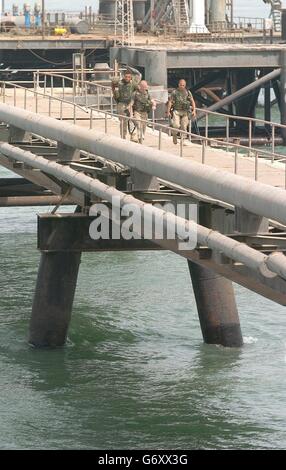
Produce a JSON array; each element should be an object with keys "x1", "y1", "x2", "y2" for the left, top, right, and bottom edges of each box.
[
  {"x1": 1, "y1": 141, "x2": 286, "y2": 280},
  {"x1": 0, "y1": 104, "x2": 286, "y2": 226},
  {"x1": 203, "y1": 69, "x2": 281, "y2": 115}
]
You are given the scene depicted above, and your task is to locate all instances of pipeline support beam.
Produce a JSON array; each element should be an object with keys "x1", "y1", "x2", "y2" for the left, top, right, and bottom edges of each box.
[{"x1": 188, "y1": 262, "x2": 243, "y2": 347}]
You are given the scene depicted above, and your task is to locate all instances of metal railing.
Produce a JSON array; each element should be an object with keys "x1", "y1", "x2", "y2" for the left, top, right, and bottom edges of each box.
[
  {"x1": 34, "y1": 70, "x2": 286, "y2": 156},
  {"x1": 1, "y1": 77, "x2": 286, "y2": 188}
]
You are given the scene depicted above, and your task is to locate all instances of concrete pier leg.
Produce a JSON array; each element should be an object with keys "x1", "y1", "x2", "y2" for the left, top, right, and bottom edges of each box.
[
  {"x1": 29, "y1": 251, "x2": 81, "y2": 347},
  {"x1": 145, "y1": 51, "x2": 167, "y2": 88},
  {"x1": 188, "y1": 261, "x2": 243, "y2": 347}
]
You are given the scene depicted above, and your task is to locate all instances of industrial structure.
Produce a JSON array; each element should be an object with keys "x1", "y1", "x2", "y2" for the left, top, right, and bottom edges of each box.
[{"x1": 0, "y1": 1, "x2": 286, "y2": 350}]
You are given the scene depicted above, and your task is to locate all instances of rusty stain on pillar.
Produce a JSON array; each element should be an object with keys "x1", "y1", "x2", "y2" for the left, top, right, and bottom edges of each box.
[
  {"x1": 188, "y1": 204, "x2": 243, "y2": 347},
  {"x1": 29, "y1": 213, "x2": 82, "y2": 347},
  {"x1": 188, "y1": 262, "x2": 243, "y2": 347},
  {"x1": 29, "y1": 251, "x2": 81, "y2": 347}
]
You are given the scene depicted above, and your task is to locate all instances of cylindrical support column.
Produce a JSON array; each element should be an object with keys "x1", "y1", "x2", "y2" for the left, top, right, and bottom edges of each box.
[
  {"x1": 188, "y1": 261, "x2": 243, "y2": 347},
  {"x1": 281, "y1": 9, "x2": 286, "y2": 41},
  {"x1": 280, "y1": 50, "x2": 286, "y2": 144},
  {"x1": 99, "y1": 0, "x2": 116, "y2": 18},
  {"x1": 189, "y1": 0, "x2": 209, "y2": 33},
  {"x1": 145, "y1": 50, "x2": 167, "y2": 88},
  {"x1": 209, "y1": 0, "x2": 226, "y2": 24},
  {"x1": 29, "y1": 251, "x2": 81, "y2": 347},
  {"x1": 133, "y1": 0, "x2": 146, "y2": 21}
]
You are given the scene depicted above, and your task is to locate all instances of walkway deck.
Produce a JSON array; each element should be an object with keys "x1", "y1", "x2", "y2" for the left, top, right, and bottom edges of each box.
[{"x1": 2, "y1": 87, "x2": 286, "y2": 190}]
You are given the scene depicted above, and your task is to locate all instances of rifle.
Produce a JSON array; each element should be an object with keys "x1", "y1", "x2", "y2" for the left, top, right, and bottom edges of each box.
[{"x1": 124, "y1": 108, "x2": 136, "y2": 136}]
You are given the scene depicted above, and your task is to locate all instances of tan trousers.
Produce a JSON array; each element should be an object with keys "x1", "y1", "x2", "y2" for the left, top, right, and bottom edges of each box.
[
  {"x1": 133, "y1": 111, "x2": 148, "y2": 143},
  {"x1": 117, "y1": 102, "x2": 132, "y2": 139},
  {"x1": 171, "y1": 110, "x2": 189, "y2": 139}
]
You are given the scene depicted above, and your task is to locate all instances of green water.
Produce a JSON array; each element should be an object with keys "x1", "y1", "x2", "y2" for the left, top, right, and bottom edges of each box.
[
  {"x1": 1, "y1": 201, "x2": 286, "y2": 449},
  {"x1": 1, "y1": 102, "x2": 286, "y2": 449}
]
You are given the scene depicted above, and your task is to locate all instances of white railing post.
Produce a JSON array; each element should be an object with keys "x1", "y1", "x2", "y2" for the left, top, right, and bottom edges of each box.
[
  {"x1": 255, "y1": 151, "x2": 259, "y2": 181},
  {"x1": 226, "y1": 116, "x2": 229, "y2": 151},
  {"x1": 105, "y1": 113, "x2": 108, "y2": 133},
  {"x1": 248, "y1": 120, "x2": 252, "y2": 157},
  {"x1": 234, "y1": 147, "x2": 238, "y2": 174},
  {"x1": 272, "y1": 125, "x2": 275, "y2": 163},
  {"x1": 180, "y1": 132, "x2": 183, "y2": 157},
  {"x1": 159, "y1": 128, "x2": 162, "y2": 150}
]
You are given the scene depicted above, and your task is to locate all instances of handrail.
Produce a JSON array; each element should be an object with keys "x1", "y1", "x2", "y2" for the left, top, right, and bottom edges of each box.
[
  {"x1": 1, "y1": 78, "x2": 286, "y2": 188},
  {"x1": 35, "y1": 69, "x2": 286, "y2": 134}
]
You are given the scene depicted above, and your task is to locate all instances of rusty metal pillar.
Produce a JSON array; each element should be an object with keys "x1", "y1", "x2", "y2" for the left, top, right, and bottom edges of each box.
[
  {"x1": 29, "y1": 211, "x2": 82, "y2": 347},
  {"x1": 280, "y1": 50, "x2": 286, "y2": 144},
  {"x1": 188, "y1": 204, "x2": 243, "y2": 347},
  {"x1": 188, "y1": 262, "x2": 243, "y2": 347},
  {"x1": 29, "y1": 251, "x2": 81, "y2": 347}
]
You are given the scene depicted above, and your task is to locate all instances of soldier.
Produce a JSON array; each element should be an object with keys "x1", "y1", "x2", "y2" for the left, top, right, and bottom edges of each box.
[
  {"x1": 112, "y1": 70, "x2": 139, "y2": 140},
  {"x1": 167, "y1": 79, "x2": 196, "y2": 145},
  {"x1": 132, "y1": 80, "x2": 156, "y2": 143}
]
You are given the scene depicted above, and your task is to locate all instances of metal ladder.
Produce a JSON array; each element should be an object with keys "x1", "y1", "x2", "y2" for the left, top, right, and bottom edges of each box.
[
  {"x1": 172, "y1": 0, "x2": 190, "y2": 33},
  {"x1": 143, "y1": 0, "x2": 189, "y2": 33},
  {"x1": 263, "y1": 0, "x2": 282, "y2": 32}
]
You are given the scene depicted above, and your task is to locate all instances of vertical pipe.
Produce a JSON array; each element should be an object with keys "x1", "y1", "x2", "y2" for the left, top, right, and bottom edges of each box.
[
  {"x1": 105, "y1": 113, "x2": 108, "y2": 133},
  {"x1": 226, "y1": 115, "x2": 229, "y2": 151},
  {"x1": 234, "y1": 146, "x2": 238, "y2": 174},
  {"x1": 188, "y1": 262, "x2": 243, "y2": 347},
  {"x1": 248, "y1": 120, "x2": 252, "y2": 157},
  {"x1": 110, "y1": 89, "x2": 114, "y2": 114},
  {"x1": 272, "y1": 125, "x2": 275, "y2": 162},
  {"x1": 280, "y1": 50, "x2": 286, "y2": 144},
  {"x1": 255, "y1": 151, "x2": 259, "y2": 181},
  {"x1": 202, "y1": 140, "x2": 206, "y2": 163},
  {"x1": 29, "y1": 250, "x2": 81, "y2": 347}
]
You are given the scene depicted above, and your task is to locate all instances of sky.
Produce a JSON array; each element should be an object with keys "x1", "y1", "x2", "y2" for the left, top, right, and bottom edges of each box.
[{"x1": 0, "y1": 1, "x2": 276, "y2": 18}]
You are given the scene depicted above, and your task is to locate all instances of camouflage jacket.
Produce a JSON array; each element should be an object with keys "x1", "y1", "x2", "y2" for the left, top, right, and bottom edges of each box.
[
  {"x1": 133, "y1": 90, "x2": 152, "y2": 113},
  {"x1": 112, "y1": 78, "x2": 138, "y2": 104},
  {"x1": 170, "y1": 89, "x2": 193, "y2": 112}
]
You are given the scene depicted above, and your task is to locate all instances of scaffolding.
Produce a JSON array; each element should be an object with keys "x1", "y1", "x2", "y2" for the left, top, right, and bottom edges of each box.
[{"x1": 114, "y1": 0, "x2": 135, "y2": 45}]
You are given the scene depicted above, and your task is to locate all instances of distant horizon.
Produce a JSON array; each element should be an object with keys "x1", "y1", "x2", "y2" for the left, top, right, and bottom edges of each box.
[{"x1": 0, "y1": 1, "x2": 271, "y2": 17}]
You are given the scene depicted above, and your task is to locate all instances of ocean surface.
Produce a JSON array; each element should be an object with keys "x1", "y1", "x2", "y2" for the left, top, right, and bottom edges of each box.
[{"x1": 1, "y1": 104, "x2": 286, "y2": 449}]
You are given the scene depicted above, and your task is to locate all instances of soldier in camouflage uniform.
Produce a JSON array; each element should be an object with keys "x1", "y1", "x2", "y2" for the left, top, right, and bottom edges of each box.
[
  {"x1": 167, "y1": 79, "x2": 196, "y2": 145},
  {"x1": 112, "y1": 70, "x2": 139, "y2": 140},
  {"x1": 132, "y1": 80, "x2": 156, "y2": 143}
]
